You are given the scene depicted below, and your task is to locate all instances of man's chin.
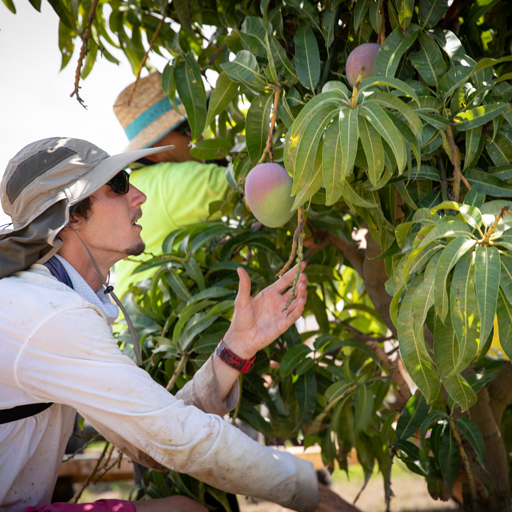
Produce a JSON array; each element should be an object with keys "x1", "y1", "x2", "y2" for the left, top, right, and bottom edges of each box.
[{"x1": 125, "y1": 242, "x2": 145, "y2": 257}]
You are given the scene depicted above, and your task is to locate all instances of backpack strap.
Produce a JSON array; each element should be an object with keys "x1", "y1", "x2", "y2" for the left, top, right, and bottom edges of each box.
[
  {"x1": 0, "y1": 256, "x2": 72, "y2": 424},
  {"x1": 0, "y1": 402, "x2": 53, "y2": 425}
]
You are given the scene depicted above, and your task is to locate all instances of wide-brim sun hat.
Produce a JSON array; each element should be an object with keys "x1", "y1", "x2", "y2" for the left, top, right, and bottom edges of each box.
[
  {"x1": 113, "y1": 72, "x2": 187, "y2": 153},
  {"x1": 0, "y1": 137, "x2": 174, "y2": 278}
]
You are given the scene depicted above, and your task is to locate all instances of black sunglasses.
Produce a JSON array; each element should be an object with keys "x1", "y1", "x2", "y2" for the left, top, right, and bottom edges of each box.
[
  {"x1": 69, "y1": 170, "x2": 130, "y2": 215},
  {"x1": 107, "y1": 169, "x2": 130, "y2": 194}
]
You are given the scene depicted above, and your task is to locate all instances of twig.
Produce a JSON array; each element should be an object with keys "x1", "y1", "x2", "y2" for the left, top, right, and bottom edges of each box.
[
  {"x1": 483, "y1": 206, "x2": 511, "y2": 243},
  {"x1": 366, "y1": 340, "x2": 412, "y2": 403},
  {"x1": 166, "y1": 354, "x2": 189, "y2": 391},
  {"x1": 436, "y1": 154, "x2": 449, "y2": 203},
  {"x1": 378, "y1": 2, "x2": 386, "y2": 45},
  {"x1": 385, "y1": 448, "x2": 396, "y2": 511},
  {"x1": 70, "y1": 0, "x2": 100, "y2": 108},
  {"x1": 448, "y1": 419, "x2": 489, "y2": 502},
  {"x1": 63, "y1": 434, "x2": 102, "y2": 462},
  {"x1": 231, "y1": 375, "x2": 243, "y2": 426},
  {"x1": 446, "y1": 124, "x2": 471, "y2": 202},
  {"x1": 127, "y1": 9, "x2": 169, "y2": 105},
  {"x1": 351, "y1": 68, "x2": 365, "y2": 108},
  {"x1": 72, "y1": 441, "x2": 110, "y2": 503},
  {"x1": 277, "y1": 207, "x2": 304, "y2": 278},
  {"x1": 257, "y1": 84, "x2": 282, "y2": 165}
]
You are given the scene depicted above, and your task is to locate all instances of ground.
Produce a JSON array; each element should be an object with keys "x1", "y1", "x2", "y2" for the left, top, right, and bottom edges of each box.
[{"x1": 75, "y1": 462, "x2": 461, "y2": 512}]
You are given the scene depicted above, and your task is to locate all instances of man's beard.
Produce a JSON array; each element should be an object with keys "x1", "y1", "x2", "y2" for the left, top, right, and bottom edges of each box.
[{"x1": 125, "y1": 242, "x2": 145, "y2": 256}]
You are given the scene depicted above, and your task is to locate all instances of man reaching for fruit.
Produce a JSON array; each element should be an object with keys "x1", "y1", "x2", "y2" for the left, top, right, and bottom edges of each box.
[{"x1": 0, "y1": 137, "x2": 326, "y2": 512}]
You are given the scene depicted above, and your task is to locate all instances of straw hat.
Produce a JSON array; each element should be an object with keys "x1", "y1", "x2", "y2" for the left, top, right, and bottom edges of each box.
[{"x1": 113, "y1": 73, "x2": 187, "y2": 153}]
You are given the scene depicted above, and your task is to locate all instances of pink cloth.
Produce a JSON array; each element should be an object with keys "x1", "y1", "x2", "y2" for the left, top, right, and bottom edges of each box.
[{"x1": 23, "y1": 500, "x2": 137, "y2": 512}]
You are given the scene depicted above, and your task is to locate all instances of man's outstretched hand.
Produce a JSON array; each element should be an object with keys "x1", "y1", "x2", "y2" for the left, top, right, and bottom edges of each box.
[{"x1": 222, "y1": 262, "x2": 308, "y2": 359}]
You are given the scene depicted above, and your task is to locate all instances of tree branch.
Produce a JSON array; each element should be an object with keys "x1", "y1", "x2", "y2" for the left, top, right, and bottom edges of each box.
[
  {"x1": 127, "y1": 10, "x2": 169, "y2": 105},
  {"x1": 446, "y1": 124, "x2": 471, "y2": 202},
  {"x1": 487, "y1": 361, "x2": 512, "y2": 426},
  {"x1": 70, "y1": 0, "x2": 100, "y2": 108},
  {"x1": 257, "y1": 84, "x2": 281, "y2": 164}
]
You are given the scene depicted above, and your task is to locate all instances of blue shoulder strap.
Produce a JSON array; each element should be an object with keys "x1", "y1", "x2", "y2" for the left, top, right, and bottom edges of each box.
[{"x1": 43, "y1": 255, "x2": 73, "y2": 289}]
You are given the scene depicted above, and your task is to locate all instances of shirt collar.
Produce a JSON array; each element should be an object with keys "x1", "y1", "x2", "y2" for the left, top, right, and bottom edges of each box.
[{"x1": 54, "y1": 254, "x2": 119, "y2": 325}]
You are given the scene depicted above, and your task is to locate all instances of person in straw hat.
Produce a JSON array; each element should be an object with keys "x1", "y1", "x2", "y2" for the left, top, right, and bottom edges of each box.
[
  {"x1": 0, "y1": 137, "x2": 326, "y2": 512},
  {"x1": 112, "y1": 72, "x2": 229, "y2": 300}
]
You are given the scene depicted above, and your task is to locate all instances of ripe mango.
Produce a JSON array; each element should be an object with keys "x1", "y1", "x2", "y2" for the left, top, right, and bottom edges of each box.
[
  {"x1": 244, "y1": 163, "x2": 295, "y2": 228},
  {"x1": 346, "y1": 43, "x2": 381, "y2": 87}
]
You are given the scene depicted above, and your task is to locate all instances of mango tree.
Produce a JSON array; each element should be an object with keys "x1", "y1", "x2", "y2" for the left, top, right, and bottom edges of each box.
[{"x1": 8, "y1": 0, "x2": 512, "y2": 509}]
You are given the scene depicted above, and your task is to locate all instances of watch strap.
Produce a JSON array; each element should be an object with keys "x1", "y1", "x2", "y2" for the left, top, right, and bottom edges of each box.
[{"x1": 216, "y1": 339, "x2": 256, "y2": 374}]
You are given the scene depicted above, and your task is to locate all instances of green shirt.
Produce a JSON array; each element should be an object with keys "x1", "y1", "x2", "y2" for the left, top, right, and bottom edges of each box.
[{"x1": 114, "y1": 161, "x2": 229, "y2": 299}]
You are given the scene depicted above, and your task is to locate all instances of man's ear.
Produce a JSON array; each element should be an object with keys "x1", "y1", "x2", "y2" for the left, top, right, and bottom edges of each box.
[{"x1": 59, "y1": 214, "x2": 84, "y2": 240}]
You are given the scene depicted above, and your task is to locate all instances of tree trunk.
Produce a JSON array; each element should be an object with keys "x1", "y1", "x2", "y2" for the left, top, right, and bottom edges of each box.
[{"x1": 461, "y1": 387, "x2": 511, "y2": 512}]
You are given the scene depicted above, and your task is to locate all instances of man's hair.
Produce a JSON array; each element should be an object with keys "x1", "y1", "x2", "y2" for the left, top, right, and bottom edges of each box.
[{"x1": 72, "y1": 197, "x2": 94, "y2": 220}]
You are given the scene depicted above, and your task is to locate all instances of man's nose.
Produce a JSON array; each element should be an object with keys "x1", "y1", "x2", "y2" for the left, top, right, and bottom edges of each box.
[{"x1": 129, "y1": 184, "x2": 147, "y2": 206}]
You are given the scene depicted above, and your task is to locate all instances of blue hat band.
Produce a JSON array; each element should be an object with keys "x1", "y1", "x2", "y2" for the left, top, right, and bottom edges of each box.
[{"x1": 124, "y1": 96, "x2": 174, "y2": 141}]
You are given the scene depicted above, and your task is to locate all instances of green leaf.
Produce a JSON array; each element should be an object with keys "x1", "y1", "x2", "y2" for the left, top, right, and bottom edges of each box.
[
  {"x1": 475, "y1": 245, "x2": 500, "y2": 344},
  {"x1": 418, "y1": 0, "x2": 450, "y2": 29},
  {"x1": 417, "y1": 112, "x2": 449, "y2": 131},
  {"x1": 464, "y1": 126, "x2": 483, "y2": 171},
  {"x1": 496, "y1": 288, "x2": 512, "y2": 361},
  {"x1": 434, "y1": 317, "x2": 477, "y2": 411},
  {"x1": 184, "y1": 258, "x2": 205, "y2": 291},
  {"x1": 292, "y1": 107, "x2": 338, "y2": 194},
  {"x1": 466, "y1": 0, "x2": 500, "y2": 27},
  {"x1": 173, "y1": 300, "x2": 215, "y2": 346},
  {"x1": 295, "y1": 370, "x2": 318, "y2": 428},
  {"x1": 179, "y1": 313, "x2": 221, "y2": 351},
  {"x1": 500, "y1": 254, "x2": 512, "y2": 304},
  {"x1": 294, "y1": 23, "x2": 321, "y2": 91},
  {"x1": 457, "y1": 417, "x2": 486, "y2": 463},
  {"x1": 246, "y1": 94, "x2": 273, "y2": 163},
  {"x1": 420, "y1": 410, "x2": 447, "y2": 443},
  {"x1": 453, "y1": 103, "x2": 509, "y2": 132},
  {"x1": 396, "y1": 0, "x2": 414, "y2": 30},
  {"x1": 280, "y1": 344, "x2": 312, "y2": 377},
  {"x1": 411, "y1": 251, "x2": 442, "y2": 327},
  {"x1": 415, "y1": 219, "x2": 473, "y2": 252},
  {"x1": 438, "y1": 65, "x2": 474, "y2": 100},
  {"x1": 166, "y1": 268, "x2": 192, "y2": 301},
  {"x1": 339, "y1": 108, "x2": 359, "y2": 179},
  {"x1": 174, "y1": 57, "x2": 207, "y2": 141},
  {"x1": 324, "y1": 379, "x2": 354, "y2": 405},
  {"x1": 173, "y1": 0, "x2": 195, "y2": 35},
  {"x1": 396, "y1": 392, "x2": 430, "y2": 440},
  {"x1": 322, "y1": 4, "x2": 339, "y2": 50},
  {"x1": 238, "y1": 400, "x2": 273, "y2": 438},
  {"x1": 205, "y1": 72, "x2": 239, "y2": 127},
  {"x1": 450, "y1": 253, "x2": 479, "y2": 375},
  {"x1": 354, "y1": 384, "x2": 374, "y2": 433},
  {"x1": 374, "y1": 28, "x2": 418, "y2": 78},
  {"x1": 466, "y1": 169, "x2": 512, "y2": 198},
  {"x1": 360, "y1": 102, "x2": 406, "y2": 173},
  {"x1": 323, "y1": 121, "x2": 344, "y2": 206},
  {"x1": 220, "y1": 50, "x2": 267, "y2": 92},
  {"x1": 369, "y1": 0, "x2": 383, "y2": 34},
  {"x1": 185, "y1": 286, "x2": 232, "y2": 307},
  {"x1": 367, "y1": 92, "x2": 423, "y2": 141},
  {"x1": 342, "y1": 178, "x2": 378, "y2": 208},
  {"x1": 189, "y1": 139, "x2": 232, "y2": 160},
  {"x1": 28, "y1": 0, "x2": 41, "y2": 11},
  {"x1": 397, "y1": 277, "x2": 441, "y2": 403},
  {"x1": 291, "y1": 144, "x2": 324, "y2": 210},
  {"x1": 267, "y1": 34, "x2": 298, "y2": 83},
  {"x1": 439, "y1": 425, "x2": 461, "y2": 492},
  {"x1": 353, "y1": 0, "x2": 371, "y2": 32},
  {"x1": 409, "y1": 33, "x2": 446, "y2": 88},
  {"x1": 2, "y1": 0, "x2": 16, "y2": 13},
  {"x1": 472, "y1": 56, "x2": 512, "y2": 76},
  {"x1": 47, "y1": 0, "x2": 76, "y2": 30},
  {"x1": 434, "y1": 237, "x2": 477, "y2": 323},
  {"x1": 358, "y1": 76, "x2": 420, "y2": 104},
  {"x1": 359, "y1": 115, "x2": 385, "y2": 187},
  {"x1": 285, "y1": 0, "x2": 321, "y2": 32},
  {"x1": 487, "y1": 133, "x2": 512, "y2": 166},
  {"x1": 240, "y1": 16, "x2": 268, "y2": 57}
]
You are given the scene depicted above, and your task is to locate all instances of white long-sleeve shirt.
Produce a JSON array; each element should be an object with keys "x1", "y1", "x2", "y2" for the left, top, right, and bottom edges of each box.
[{"x1": 0, "y1": 264, "x2": 318, "y2": 512}]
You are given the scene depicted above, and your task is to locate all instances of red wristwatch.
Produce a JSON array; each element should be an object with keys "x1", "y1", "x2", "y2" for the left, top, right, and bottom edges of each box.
[{"x1": 215, "y1": 339, "x2": 256, "y2": 374}]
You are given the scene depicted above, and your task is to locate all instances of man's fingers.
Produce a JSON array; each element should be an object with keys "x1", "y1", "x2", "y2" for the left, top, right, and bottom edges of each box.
[
  {"x1": 235, "y1": 266, "x2": 251, "y2": 308},
  {"x1": 275, "y1": 261, "x2": 307, "y2": 293}
]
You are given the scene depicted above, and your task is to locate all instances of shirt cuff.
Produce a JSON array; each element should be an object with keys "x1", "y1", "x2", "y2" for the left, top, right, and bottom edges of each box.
[{"x1": 176, "y1": 355, "x2": 239, "y2": 416}]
